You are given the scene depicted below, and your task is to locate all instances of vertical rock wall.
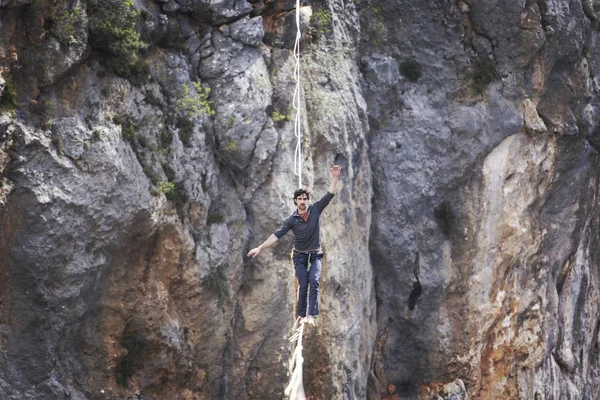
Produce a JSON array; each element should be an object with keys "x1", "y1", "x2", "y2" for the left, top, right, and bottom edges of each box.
[
  {"x1": 364, "y1": 0, "x2": 600, "y2": 398},
  {"x1": 0, "y1": 0, "x2": 600, "y2": 399},
  {"x1": 0, "y1": 0, "x2": 374, "y2": 399}
]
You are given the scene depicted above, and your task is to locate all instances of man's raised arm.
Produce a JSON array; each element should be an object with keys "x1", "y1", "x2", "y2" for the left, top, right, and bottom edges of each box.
[{"x1": 328, "y1": 165, "x2": 342, "y2": 194}]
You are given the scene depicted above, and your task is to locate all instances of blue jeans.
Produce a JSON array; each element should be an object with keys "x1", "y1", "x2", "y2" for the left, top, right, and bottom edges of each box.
[{"x1": 293, "y1": 251, "x2": 323, "y2": 317}]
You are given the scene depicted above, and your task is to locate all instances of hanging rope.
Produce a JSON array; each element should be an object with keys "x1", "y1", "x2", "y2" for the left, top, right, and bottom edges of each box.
[
  {"x1": 285, "y1": 317, "x2": 307, "y2": 400},
  {"x1": 292, "y1": 0, "x2": 303, "y2": 189},
  {"x1": 286, "y1": 4, "x2": 307, "y2": 399}
]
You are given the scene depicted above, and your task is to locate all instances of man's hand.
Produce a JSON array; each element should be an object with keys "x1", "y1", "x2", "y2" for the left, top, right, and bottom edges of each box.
[
  {"x1": 331, "y1": 165, "x2": 341, "y2": 178},
  {"x1": 247, "y1": 234, "x2": 279, "y2": 259},
  {"x1": 328, "y1": 165, "x2": 342, "y2": 194},
  {"x1": 247, "y1": 247, "x2": 262, "y2": 258}
]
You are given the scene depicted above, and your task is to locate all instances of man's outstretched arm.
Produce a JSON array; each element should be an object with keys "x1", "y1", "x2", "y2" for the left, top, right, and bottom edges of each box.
[
  {"x1": 328, "y1": 165, "x2": 342, "y2": 194},
  {"x1": 247, "y1": 234, "x2": 279, "y2": 258}
]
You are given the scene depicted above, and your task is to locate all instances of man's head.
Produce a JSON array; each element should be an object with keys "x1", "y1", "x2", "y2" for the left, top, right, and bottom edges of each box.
[{"x1": 293, "y1": 188, "x2": 310, "y2": 211}]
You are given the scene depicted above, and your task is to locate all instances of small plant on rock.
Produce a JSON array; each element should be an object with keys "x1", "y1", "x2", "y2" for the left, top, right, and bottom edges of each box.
[
  {"x1": 272, "y1": 111, "x2": 290, "y2": 122},
  {"x1": 121, "y1": 123, "x2": 137, "y2": 143},
  {"x1": 52, "y1": 134, "x2": 65, "y2": 156},
  {"x1": 89, "y1": 0, "x2": 148, "y2": 77},
  {"x1": 223, "y1": 140, "x2": 238, "y2": 152},
  {"x1": 176, "y1": 82, "x2": 215, "y2": 119},
  {"x1": 471, "y1": 58, "x2": 498, "y2": 94},
  {"x1": 400, "y1": 60, "x2": 422, "y2": 82},
  {"x1": 156, "y1": 181, "x2": 175, "y2": 196},
  {"x1": 0, "y1": 81, "x2": 18, "y2": 112},
  {"x1": 207, "y1": 211, "x2": 225, "y2": 225},
  {"x1": 51, "y1": 1, "x2": 84, "y2": 45},
  {"x1": 313, "y1": 8, "x2": 332, "y2": 35},
  {"x1": 214, "y1": 139, "x2": 239, "y2": 165},
  {"x1": 355, "y1": 0, "x2": 387, "y2": 46},
  {"x1": 164, "y1": 181, "x2": 187, "y2": 204}
]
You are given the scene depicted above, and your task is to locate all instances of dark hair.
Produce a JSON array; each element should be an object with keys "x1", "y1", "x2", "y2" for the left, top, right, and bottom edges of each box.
[{"x1": 293, "y1": 188, "x2": 310, "y2": 204}]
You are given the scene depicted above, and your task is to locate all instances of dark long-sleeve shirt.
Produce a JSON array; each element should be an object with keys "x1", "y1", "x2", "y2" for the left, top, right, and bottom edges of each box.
[{"x1": 273, "y1": 191, "x2": 334, "y2": 251}]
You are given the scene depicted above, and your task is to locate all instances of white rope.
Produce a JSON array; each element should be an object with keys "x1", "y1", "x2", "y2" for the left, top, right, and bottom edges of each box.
[
  {"x1": 292, "y1": 0, "x2": 303, "y2": 189},
  {"x1": 286, "y1": 4, "x2": 307, "y2": 398},
  {"x1": 285, "y1": 317, "x2": 307, "y2": 400}
]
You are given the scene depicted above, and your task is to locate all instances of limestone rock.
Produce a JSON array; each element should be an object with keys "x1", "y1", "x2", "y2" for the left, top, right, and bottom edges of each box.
[
  {"x1": 29, "y1": 3, "x2": 90, "y2": 87},
  {"x1": 230, "y1": 16, "x2": 264, "y2": 47},
  {"x1": 523, "y1": 98, "x2": 547, "y2": 134},
  {"x1": 442, "y1": 379, "x2": 468, "y2": 400},
  {"x1": 191, "y1": 0, "x2": 253, "y2": 25},
  {"x1": 0, "y1": 0, "x2": 600, "y2": 399},
  {"x1": 0, "y1": 0, "x2": 33, "y2": 6}
]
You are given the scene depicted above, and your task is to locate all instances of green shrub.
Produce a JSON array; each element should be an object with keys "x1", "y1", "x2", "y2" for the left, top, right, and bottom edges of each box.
[
  {"x1": 136, "y1": 134, "x2": 150, "y2": 148},
  {"x1": 223, "y1": 140, "x2": 237, "y2": 152},
  {"x1": 223, "y1": 115, "x2": 237, "y2": 130},
  {"x1": 160, "y1": 126, "x2": 174, "y2": 149},
  {"x1": 134, "y1": 152, "x2": 159, "y2": 185},
  {"x1": 0, "y1": 81, "x2": 18, "y2": 111},
  {"x1": 89, "y1": 0, "x2": 148, "y2": 77},
  {"x1": 122, "y1": 123, "x2": 137, "y2": 143},
  {"x1": 41, "y1": 100, "x2": 55, "y2": 114},
  {"x1": 272, "y1": 111, "x2": 290, "y2": 122},
  {"x1": 400, "y1": 60, "x2": 422, "y2": 82},
  {"x1": 207, "y1": 212, "x2": 225, "y2": 225},
  {"x1": 112, "y1": 114, "x2": 125, "y2": 125},
  {"x1": 312, "y1": 8, "x2": 332, "y2": 35},
  {"x1": 355, "y1": 0, "x2": 387, "y2": 46},
  {"x1": 51, "y1": 1, "x2": 84, "y2": 45},
  {"x1": 156, "y1": 181, "x2": 175, "y2": 195},
  {"x1": 176, "y1": 82, "x2": 215, "y2": 118},
  {"x1": 113, "y1": 115, "x2": 138, "y2": 143},
  {"x1": 52, "y1": 134, "x2": 65, "y2": 156},
  {"x1": 214, "y1": 139, "x2": 239, "y2": 165},
  {"x1": 584, "y1": 0, "x2": 599, "y2": 20},
  {"x1": 471, "y1": 58, "x2": 498, "y2": 94},
  {"x1": 165, "y1": 181, "x2": 187, "y2": 204}
]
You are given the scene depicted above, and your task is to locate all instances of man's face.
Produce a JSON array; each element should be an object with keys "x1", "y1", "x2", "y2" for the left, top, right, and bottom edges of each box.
[{"x1": 295, "y1": 195, "x2": 309, "y2": 211}]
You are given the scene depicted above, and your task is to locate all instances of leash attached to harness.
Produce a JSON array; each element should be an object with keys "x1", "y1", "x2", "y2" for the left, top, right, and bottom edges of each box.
[{"x1": 291, "y1": 247, "x2": 321, "y2": 272}]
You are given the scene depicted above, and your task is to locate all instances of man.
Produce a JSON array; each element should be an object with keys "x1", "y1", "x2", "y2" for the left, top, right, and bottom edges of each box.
[{"x1": 247, "y1": 165, "x2": 342, "y2": 325}]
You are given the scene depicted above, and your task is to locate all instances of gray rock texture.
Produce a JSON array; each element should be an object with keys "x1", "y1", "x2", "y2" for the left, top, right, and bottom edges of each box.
[
  {"x1": 364, "y1": 0, "x2": 600, "y2": 399},
  {"x1": 0, "y1": 0, "x2": 600, "y2": 399}
]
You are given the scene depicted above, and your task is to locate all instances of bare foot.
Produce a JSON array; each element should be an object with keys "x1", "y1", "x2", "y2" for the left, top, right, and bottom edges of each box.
[
  {"x1": 307, "y1": 315, "x2": 315, "y2": 326},
  {"x1": 300, "y1": 316, "x2": 308, "y2": 325}
]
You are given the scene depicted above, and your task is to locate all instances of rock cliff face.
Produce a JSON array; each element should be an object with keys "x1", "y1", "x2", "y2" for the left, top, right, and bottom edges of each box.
[{"x1": 0, "y1": 0, "x2": 599, "y2": 399}]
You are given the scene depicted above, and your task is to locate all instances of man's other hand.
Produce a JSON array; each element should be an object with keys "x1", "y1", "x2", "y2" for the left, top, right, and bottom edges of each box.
[{"x1": 247, "y1": 247, "x2": 261, "y2": 258}]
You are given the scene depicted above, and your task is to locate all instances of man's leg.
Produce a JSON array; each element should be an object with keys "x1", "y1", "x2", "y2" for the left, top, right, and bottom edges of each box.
[
  {"x1": 294, "y1": 255, "x2": 309, "y2": 318},
  {"x1": 307, "y1": 254, "x2": 322, "y2": 317}
]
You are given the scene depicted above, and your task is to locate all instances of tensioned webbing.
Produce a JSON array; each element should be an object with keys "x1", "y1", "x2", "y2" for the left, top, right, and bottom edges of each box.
[{"x1": 285, "y1": 317, "x2": 306, "y2": 400}]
